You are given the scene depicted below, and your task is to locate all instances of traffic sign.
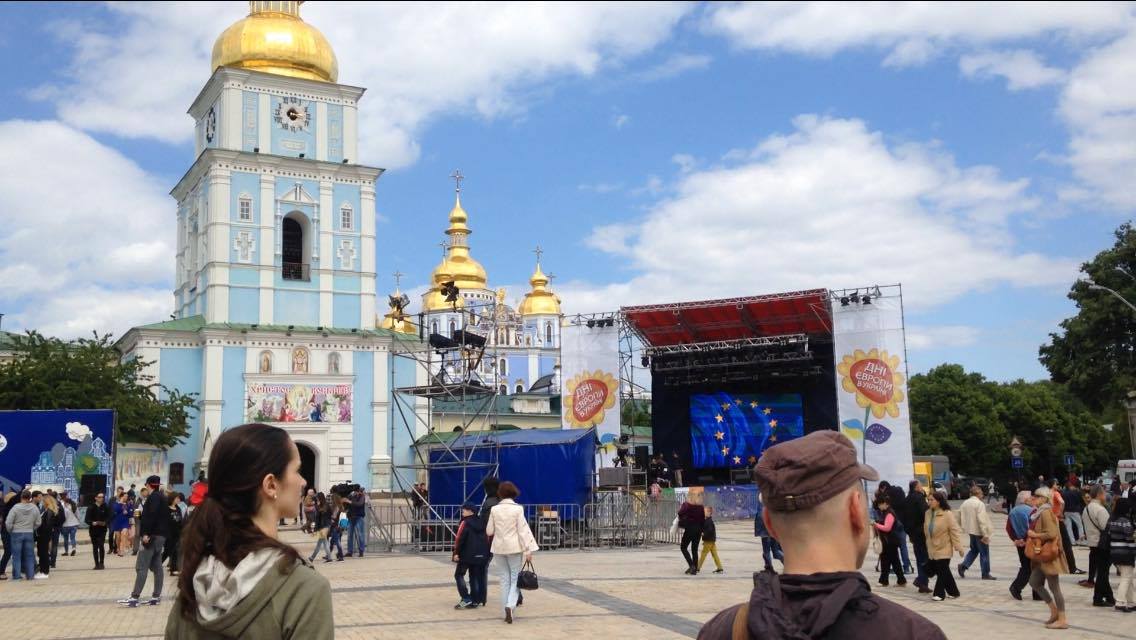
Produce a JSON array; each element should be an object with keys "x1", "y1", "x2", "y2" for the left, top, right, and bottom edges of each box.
[
  {"x1": 1012, "y1": 457, "x2": 1024, "y2": 469},
  {"x1": 1064, "y1": 454, "x2": 1075, "y2": 466}
]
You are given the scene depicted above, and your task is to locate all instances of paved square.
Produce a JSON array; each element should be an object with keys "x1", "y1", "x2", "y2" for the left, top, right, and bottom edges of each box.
[{"x1": 1, "y1": 513, "x2": 1128, "y2": 639}]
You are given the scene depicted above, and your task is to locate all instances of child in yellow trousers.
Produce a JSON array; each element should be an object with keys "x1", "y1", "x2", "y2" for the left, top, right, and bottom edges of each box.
[{"x1": 698, "y1": 506, "x2": 723, "y2": 573}]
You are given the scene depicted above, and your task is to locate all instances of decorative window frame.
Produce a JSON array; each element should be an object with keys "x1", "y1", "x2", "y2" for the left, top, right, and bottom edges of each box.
[
  {"x1": 238, "y1": 193, "x2": 253, "y2": 222},
  {"x1": 340, "y1": 202, "x2": 354, "y2": 231}
]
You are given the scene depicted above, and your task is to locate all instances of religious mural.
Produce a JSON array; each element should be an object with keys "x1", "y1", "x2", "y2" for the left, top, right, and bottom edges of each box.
[{"x1": 245, "y1": 383, "x2": 352, "y2": 423}]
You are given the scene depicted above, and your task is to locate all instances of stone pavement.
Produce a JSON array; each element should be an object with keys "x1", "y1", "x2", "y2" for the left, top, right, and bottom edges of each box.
[{"x1": 0, "y1": 513, "x2": 1130, "y2": 639}]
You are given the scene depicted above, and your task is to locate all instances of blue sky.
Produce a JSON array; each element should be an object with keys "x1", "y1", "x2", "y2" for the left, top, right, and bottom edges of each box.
[{"x1": 1, "y1": 2, "x2": 1134, "y2": 382}]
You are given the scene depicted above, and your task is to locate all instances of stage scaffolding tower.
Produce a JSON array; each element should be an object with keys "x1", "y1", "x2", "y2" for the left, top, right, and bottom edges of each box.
[{"x1": 386, "y1": 299, "x2": 507, "y2": 545}]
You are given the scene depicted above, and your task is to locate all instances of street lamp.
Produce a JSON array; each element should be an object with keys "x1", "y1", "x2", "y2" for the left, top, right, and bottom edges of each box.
[{"x1": 1083, "y1": 278, "x2": 1136, "y2": 314}]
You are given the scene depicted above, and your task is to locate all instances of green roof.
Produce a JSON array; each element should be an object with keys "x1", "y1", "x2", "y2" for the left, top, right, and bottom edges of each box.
[
  {"x1": 414, "y1": 427, "x2": 520, "y2": 446},
  {"x1": 133, "y1": 315, "x2": 421, "y2": 342},
  {"x1": 432, "y1": 394, "x2": 560, "y2": 417}
]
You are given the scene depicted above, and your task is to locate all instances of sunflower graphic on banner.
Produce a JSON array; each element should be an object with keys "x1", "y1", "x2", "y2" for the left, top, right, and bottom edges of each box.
[{"x1": 832, "y1": 290, "x2": 914, "y2": 485}]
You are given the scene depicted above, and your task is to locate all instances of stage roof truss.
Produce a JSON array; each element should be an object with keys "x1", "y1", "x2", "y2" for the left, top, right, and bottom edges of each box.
[{"x1": 645, "y1": 333, "x2": 807, "y2": 356}]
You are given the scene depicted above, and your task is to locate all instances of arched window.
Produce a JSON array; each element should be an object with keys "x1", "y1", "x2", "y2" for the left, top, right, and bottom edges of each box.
[
  {"x1": 432, "y1": 321, "x2": 439, "y2": 335},
  {"x1": 525, "y1": 336, "x2": 532, "y2": 346},
  {"x1": 340, "y1": 203, "x2": 353, "y2": 231},
  {"x1": 238, "y1": 195, "x2": 253, "y2": 222},
  {"x1": 499, "y1": 384, "x2": 508, "y2": 396},
  {"x1": 515, "y1": 383, "x2": 524, "y2": 394},
  {"x1": 449, "y1": 320, "x2": 456, "y2": 337},
  {"x1": 282, "y1": 213, "x2": 310, "y2": 281},
  {"x1": 545, "y1": 322, "x2": 553, "y2": 344},
  {"x1": 499, "y1": 358, "x2": 507, "y2": 376},
  {"x1": 169, "y1": 463, "x2": 185, "y2": 485}
]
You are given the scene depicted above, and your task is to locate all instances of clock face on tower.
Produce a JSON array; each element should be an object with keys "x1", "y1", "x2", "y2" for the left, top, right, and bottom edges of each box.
[
  {"x1": 274, "y1": 96, "x2": 311, "y2": 133},
  {"x1": 205, "y1": 107, "x2": 216, "y2": 143}
]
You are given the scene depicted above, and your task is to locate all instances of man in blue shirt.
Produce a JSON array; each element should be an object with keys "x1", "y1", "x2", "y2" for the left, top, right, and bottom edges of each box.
[{"x1": 1007, "y1": 490, "x2": 1038, "y2": 600}]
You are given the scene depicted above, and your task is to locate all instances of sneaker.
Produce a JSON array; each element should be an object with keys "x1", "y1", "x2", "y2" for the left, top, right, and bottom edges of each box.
[
  {"x1": 932, "y1": 596, "x2": 944, "y2": 602},
  {"x1": 1071, "y1": 569, "x2": 1086, "y2": 575},
  {"x1": 147, "y1": 597, "x2": 161, "y2": 606},
  {"x1": 455, "y1": 600, "x2": 475, "y2": 610},
  {"x1": 713, "y1": 568, "x2": 724, "y2": 574},
  {"x1": 117, "y1": 597, "x2": 139, "y2": 607},
  {"x1": 33, "y1": 573, "x2": 48, "y2": 580}
]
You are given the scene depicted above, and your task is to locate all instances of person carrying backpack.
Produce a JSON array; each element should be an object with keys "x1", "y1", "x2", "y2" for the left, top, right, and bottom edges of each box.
[{"x1": 1109, "y1": 498, "x2": 1136, "y2": 612}]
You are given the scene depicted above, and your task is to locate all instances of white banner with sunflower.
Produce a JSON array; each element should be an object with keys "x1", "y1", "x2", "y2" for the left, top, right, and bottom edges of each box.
[
  {"x1": 560, "y1": 323, "x2": 620, "y2": 466},
  {"x1": 833, "y1": 294, "x2": 914, "y2": 487}
]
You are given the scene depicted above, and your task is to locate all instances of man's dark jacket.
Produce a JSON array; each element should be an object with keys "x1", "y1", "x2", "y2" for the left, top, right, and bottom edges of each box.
[{"x1": 140, "y1": 489, "x2": 170, "y2": 538}]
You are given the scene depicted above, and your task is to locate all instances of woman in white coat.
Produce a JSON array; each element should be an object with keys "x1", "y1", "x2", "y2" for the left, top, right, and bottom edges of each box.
[{"x1": 485, "y1": 480, "x2": 539, "y2": 624}]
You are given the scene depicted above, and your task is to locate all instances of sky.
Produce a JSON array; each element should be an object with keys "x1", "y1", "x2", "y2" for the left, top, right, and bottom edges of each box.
[{"x1": 1, "y1": 1, "x2": 1134, "y2": 382}]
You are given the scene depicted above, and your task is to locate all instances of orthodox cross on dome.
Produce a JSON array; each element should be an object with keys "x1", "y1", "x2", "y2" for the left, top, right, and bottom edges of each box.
[
  {"x1": 438, "y1": 241, "x2": 450, "y2": 259},
  {"x1": 533, "y1": 244, "x2": 544, "y2": 266},
  {"x1": 393, "y1": 270, "x2": 404, "y2": 291},
  {"x1": 450, "y1": 169, "x2": 464, "y2": 194}
]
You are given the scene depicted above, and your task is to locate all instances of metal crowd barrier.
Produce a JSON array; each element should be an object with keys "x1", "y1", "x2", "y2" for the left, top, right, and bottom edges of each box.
[{"x1": 368, "y1": 497, "x2": 684, "y2": 553}]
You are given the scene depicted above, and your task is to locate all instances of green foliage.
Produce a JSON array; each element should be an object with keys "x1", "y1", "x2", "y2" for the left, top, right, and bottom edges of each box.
[
  {"x1": 0, "y1": 331, "x2": 196, "y2": 448},
  {"x1": 1040, "y1": 222, "x2": 1136, "y2": 422},
  {"x1": 910, "y1": 364, "x2": 1120, "y2": 481}
]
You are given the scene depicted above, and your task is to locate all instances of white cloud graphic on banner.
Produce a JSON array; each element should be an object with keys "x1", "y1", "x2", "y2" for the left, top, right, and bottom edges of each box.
[{"x1": 65, "y1": 421, "x2": 92, "y2": 442}]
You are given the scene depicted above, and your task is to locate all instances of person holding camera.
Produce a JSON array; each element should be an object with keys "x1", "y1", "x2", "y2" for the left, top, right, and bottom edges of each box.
[{"x1": 117, "y1": 475, "x2": 169, "y2": 607}]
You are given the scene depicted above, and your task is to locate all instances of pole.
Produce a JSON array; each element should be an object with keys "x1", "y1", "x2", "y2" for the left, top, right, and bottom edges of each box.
[{"x1": 1087, "y1": 282, "x2": 1136, "y2": 314}]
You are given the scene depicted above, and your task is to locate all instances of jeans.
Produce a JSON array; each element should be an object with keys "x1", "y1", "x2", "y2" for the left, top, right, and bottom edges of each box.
[
  {"x1": 347, "y1": 516, "x2": 366, "y2": 555},
  {"x1": 329, "y1": 529, "x2": 344, "y2": 559},
  {"x1": 1064, "y1": 512, "x2": 1084, "y2": 543},
  {"x1": 131, "y1": 535, "x2": 165, "y2": 599},
  {"x1": 495, "y1": 552, "x2": 523, "y2": 614},
  {"x1": 0, "y1": 528, "x2": 10, "y2": 574},
  {"x1": 9, "y1": 532, "x2": 35, "y2": 580},
  {"x1": 62, "y1": 526, "x2": 77, "y2": 553},
  {"x1": 896, "y1": 529, "x2": 912, "y2": 573},
  {"x1": 928, "y1": 558, "x2": 959, "y2": 598},
  {"x1": 698, "y1": 541, "x2": 722, "y2": 571},
  {"x1": 1117, "y1": 564, "x2": 1135, "y2": 608},
  {"x1": 455, "y1": 562, "x2": 486, "y2": 602},
  {"x1": 680, "y1": 528, "x2": 701, "y2": 570},
  {"x1": 911, "y1": 537, "x2": 930, "y2": 586},
  {"x1": 310, "y1": 532, "x2": 330, "y2": 560},
  {"x1": 476, "y1": 560, "x2": 490, "y2": 605},
  {"x1": 960, "y1": 534, "x2": 991, "y2": 576},
  {"x1": 90, "y1": 527, "x2": 107, "y2": 567},
  {"x1": 1091, "y1": 546, "x2": 1114, "y2": 604},
  {"x1": 760, "y1": 537, "x2": 783, "y2": 569}
]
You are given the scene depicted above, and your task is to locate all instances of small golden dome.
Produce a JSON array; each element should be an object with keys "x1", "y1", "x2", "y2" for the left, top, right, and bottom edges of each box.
[
  {"x1": 423, "y1": 261, "x2": 466, "y2": 312},
  {"x1": 429, "y1": 193, "x2": 488, "y2": 290},
  {"x1": 380, "y1": 290, "x2": 418, "y2": 334},
  {"x1": 520, "y1": 262, "x2": 562, "y2": 316},
  {"x1": 212, "y1": 1, "x2": 338, "y2": 83}
]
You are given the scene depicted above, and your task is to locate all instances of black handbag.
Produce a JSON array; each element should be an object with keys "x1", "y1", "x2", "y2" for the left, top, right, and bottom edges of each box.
[{"x1": 517, "y1": 559, "x2": 539, "y2": 591}]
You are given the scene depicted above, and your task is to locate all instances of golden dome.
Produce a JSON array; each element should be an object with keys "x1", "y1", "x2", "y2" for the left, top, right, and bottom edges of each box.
[
  {"x1": 379, "y1": 290, "x2": 418, "y2": 335},
  {"x1": 212, "y1": 1, "x2": 338, "y2": 83},
  {"x1": 520, "y1": 262, "x2": 562, "y2": 316},
  {"x1": 428, "y1": 193, "x2": 488, "y2": 290},
  {"x1": 423, "y1": 260, "x2": 466, "y2": 312}
]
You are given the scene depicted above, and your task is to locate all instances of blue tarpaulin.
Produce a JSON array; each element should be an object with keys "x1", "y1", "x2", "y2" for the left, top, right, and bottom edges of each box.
[{"x1": 427, "y1": 428, "x2": 595, "y2": 508}]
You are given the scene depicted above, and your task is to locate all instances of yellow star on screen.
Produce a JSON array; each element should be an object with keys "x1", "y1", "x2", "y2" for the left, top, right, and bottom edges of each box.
[
  {"x1": 770, "y1": 419, "x2": 778, "y2": 428},
  {"x1": 750, "y1": 401, "x2": 759, "y2": 409},
  {"x1": 714, "y1": 431, "x2": 725, "y2": 440},
  {"x1": 735, "y1": 398, "x2": 743, "y2": 405},
  {"x1": 763, "y1": 408, "x2": 772, "y2": 415},
  {"x1": 721, "y1": 447, "x2": 730, "y2": 455},
  {"x1": 715, "y1": 414, "x2": 723, "y2": 423},
  {"x1": 733, "y1": 456, "x2": 742, "y2": 465},
  {"x1": 721, "y1": 402, "x2": 731, "y2": 411},
  {"x1": 770, "y1": 434, "x2": 778, "y2": 442}
]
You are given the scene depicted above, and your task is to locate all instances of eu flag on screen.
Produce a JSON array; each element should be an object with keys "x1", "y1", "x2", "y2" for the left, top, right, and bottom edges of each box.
[{"x1": 689, "y1": 393, "x2": 804, "y2": 468}]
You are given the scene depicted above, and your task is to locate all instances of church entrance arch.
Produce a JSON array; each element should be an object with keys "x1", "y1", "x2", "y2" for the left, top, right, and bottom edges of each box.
[{"x1": 296, "y1": 442, "x2": 317, "y2": 492}]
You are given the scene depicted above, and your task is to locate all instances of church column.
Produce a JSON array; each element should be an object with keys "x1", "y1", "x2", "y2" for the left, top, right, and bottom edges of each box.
[
  {"x1": 343, "y1": 104, "x2": 358, "y2": 163},
  {"x1": 359, "y1": 182, "x2": 377, "y2": 329},
  {"x1": 369, "y1": 346, "x2": 391, "y2": 492},
  {"x1": 257, "y1": 93, "x2": 271, "y2": 153},
  {"x1": 206, "y1": 166, "x2": 232, "y2": 323},
  {"x1": 318, "y1": 181, "x2": 334, "y2": 327},
  {"x1": 222, "y1": 85, "x2": 242, "y2": 149},
  {"x1": 315, "y1": 101, "x2": 328, "y2": 161},
  {"x1": 258, "y1": 173, "x2": 275, "y2": 324},
  {"x1": 199, "y1": 338, "x2": 225, "y2": 468}
]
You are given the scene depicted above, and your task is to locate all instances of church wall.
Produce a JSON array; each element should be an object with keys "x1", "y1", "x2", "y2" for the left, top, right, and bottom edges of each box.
[
  {"x1": 230, "y1": 171, "x2": 261, "y2": 225},
  {"x1": 332, "y1": 275, "x2": 360, "y2": 293},
  {"x1": 229, "y1": 266, "x2": 259, "y2": 287},
  {"x1": 229, "y1": 287, "x2": 260, "y2": 324},
  {"x1": 539, "y1": 355, "x2": 557, "y2": 378},
  {"x1": 390, "y1": 354, "x2": 419, "y2": 492},
  {"x1": 159, "y1": 346, "x2": 204, "y2": 492},
  {"x1": 351, "y1": 350, "x2": 374, "y2": 487},
  {"x1": 333, "y1": 294, "x2": 360, "y2": 329},
  {"x1": 327, "y1": 103, "x2": 344, "y2": 163},
  {"x1": 221, "y1": 346, "x2": 247, "y2": 431},
  {"x1": 331, "y1": 183, "x2": 361, "y2": 233},
  {"x1": 273, "y1": 290, "x2": 320, "y2": 326},
  {"x1": 241, "y1": 90, "x2": 259, "y2": 152}
]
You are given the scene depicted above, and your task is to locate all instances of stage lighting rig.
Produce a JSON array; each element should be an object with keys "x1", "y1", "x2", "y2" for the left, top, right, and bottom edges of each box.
[{"x1": 440, "y1": 280, "x2": 460, "y2": 305}]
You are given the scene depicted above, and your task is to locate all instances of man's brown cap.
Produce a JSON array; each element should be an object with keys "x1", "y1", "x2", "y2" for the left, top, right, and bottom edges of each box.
[{"x1": 754, "y1": 430, "x2": 879, "y2": 512}]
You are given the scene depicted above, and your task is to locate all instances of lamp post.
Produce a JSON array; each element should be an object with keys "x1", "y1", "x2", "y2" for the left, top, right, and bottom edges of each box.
[{"x1": 1084, "y1": 279, "x2": 1136, "y2": 314}]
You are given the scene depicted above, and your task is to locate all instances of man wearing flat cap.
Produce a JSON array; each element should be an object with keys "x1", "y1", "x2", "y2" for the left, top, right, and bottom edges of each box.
[{"x1": 698, "y1": 431, "x2": 945, "y2": 640}]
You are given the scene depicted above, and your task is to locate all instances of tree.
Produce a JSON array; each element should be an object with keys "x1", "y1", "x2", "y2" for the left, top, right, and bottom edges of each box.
[
  {"x1": 0, "y1": 332, "x2": 196, "y2": 447},
  {"x1": 1040, "y1": 222, "x2": 1136, "y2": 457},
  {"x1": 909, "y1": 364, "x2": 1008, "y2": 475}
]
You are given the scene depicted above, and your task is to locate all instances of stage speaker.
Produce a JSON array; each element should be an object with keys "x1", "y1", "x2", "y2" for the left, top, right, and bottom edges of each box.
[
  {"x1": 598, "y1": 467, "x2": 632, "y2": 488},
  {"x1": 730, "y1": 469, "x2": 752, "y2": 484},
  {"x1": 79, "y1": 474, "x2": 107, "y2": 507},
  {"x1": 634, "y1": 446, "x2": 650, "y2": 470}
]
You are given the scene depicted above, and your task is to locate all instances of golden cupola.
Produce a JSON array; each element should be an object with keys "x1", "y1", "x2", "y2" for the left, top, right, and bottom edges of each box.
[
  {"x1": 519, "y1": 262, "x2": 562, "y2": 316},
  {"x1": 422, "y1": 257, "x2": 465, "y2": 312},
  {"x1": 379, "y1": 290, "x2": 417, "y2": 335},
  {"x1": 212, "y1": 1, "x2": 339, "y2": 83},
  {"x1": 433, "y1": 192, "x2": 488, "y2": 290}
]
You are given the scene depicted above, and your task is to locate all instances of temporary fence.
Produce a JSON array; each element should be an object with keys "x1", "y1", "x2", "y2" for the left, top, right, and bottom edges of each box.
[{"x1": 368, "y1": 496, "x2": 683, "y2": 553}]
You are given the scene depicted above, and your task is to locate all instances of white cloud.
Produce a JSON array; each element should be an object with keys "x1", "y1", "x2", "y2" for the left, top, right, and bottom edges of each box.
[
  {"x1": 704, "y1": 2, "x2": 1131, "y2": 60},
  {"x1": 37, "y1": 2, "x2": 692, "y2": 169},
  {"x1": 671, "y1": 153, "x2": 697, "y2": 173},
  {"x1": 959, "y1": 49, "x2": 1066, "y2": 90},
  {"x1": 905, "y1": 325, "x2": 981, "y2": 351},
  {"x1": 633, "y1": 52, "x2": 712, "y2": 81},
  {"x1": 565, "y1": 115, "x2": 1077, "y2": 313},
  {"x1": 612, "y1": 114, "x2": 631, "y2": 129},
  {"x1": 578, "y1": 182, "x2": 623, "y2": 194},
  {"x1": 1059, "y1": 30, "x2": 1136, "y2": 210},
  {"x1": 0, "y1": 120, "x2": 174, "y2": 339}
]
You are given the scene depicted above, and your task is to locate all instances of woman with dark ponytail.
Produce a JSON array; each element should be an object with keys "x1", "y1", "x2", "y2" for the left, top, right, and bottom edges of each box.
[{"x1": 166, "y1": 423, "x2": 333, "y2": 639}]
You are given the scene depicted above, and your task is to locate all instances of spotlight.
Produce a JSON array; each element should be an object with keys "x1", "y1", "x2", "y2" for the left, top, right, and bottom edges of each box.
[
  {"x1": 299, "y1": 153, "x2": 305, "y2": 158},
  {"x1": 253, "y1": 147, "x2": 259, "y2": 153},
  {"x1": 641, "y1": 355, "x2": 650, "y2": 367},
  {"x1": 440, "y1": 281, "x2": 460, "y2": 303},
  {"x1": 862, "y1": 295, "x2": 872, "y2": 304},
  {"x1": 250, "y1": 324, "x2": 258, "y2": 329},
  {"x1": 586, "y1": 319, "x2": 596, "y2": 328},
  {"x1": 317, "y1": 326, "x2": 324, "y2": 331},
  {"x1": 840, "y1": 296, "x2": 850, "y2": 306},
  {"x1": 342, "y1": 158, "x2": 349, "y2": 163},
  {"x1": 287, "y1": 325, "x2": 295, "y2": 330},
  {"x1": 605, "y1": 318, "x2": 615, "y2": 327}
]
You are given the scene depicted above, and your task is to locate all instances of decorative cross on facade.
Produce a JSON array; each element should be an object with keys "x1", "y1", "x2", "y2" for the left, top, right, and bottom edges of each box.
[
  {"x1": 533, "y1": 244, "x2": 544, "y2": 265},
  {"x1": 337, "y1": 239, "x2": 355, "y2": 270},
  {"x1": 233, "y1": 231, "x2": 255, "y2": 263},
  {"x1": 393, "y1": 270, "x2": 404, "y2": 290},
  {"x1": 450, "y1": 169, "x2": 464, "y2": 193}
]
